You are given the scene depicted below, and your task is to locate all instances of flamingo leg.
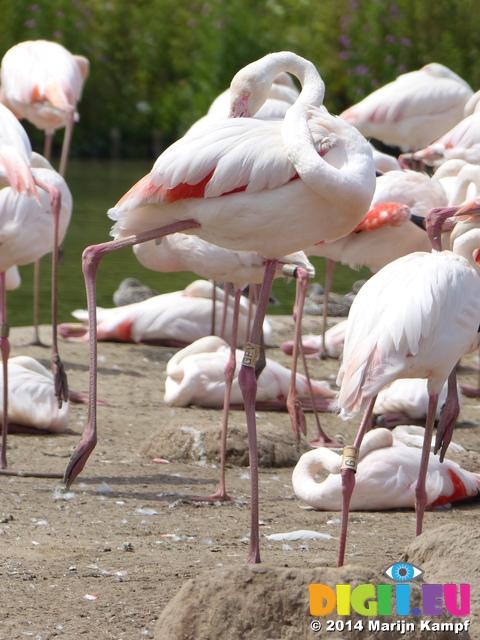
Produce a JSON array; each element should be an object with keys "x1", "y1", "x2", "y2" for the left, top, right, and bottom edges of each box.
[
  {"x1": 34, "y1": 178, "x2": 68, "y2": 406},
  {"x1": 415, "y1": 393, "x2": 438, "y2": 536},
  {"x1": 434, "y1": 367, "x2": 460, "y2": 461},
  {"x1": 238, "y1": 259, "x2": 278, "y2": 564},
  {"x1": 193, "y1": 287, "x2": 242, "y2": 502},
  {"x1": 0, "y1": 273, "x2": 10, "y2": 469},
  {"x1": 219, "y1": 283, "x2": 230, "y2": 340},
  {"x1": 337, "y1": 395, "x2": 376, "y2": 567},
  {"x1": 64, "y1": 219, "x2": 200, "y2": 488},
  {"x1": 320, "y1": 258, "x2": 335, "y2": 359},
  {"x1": 58, "y1": 112, "x2": 74, "y2": 178}
]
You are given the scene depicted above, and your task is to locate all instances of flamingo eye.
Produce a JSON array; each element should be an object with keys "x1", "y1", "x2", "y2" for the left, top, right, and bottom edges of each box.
[
  {"x1": 384, "y1": 562, "x2": 424, "y2": 582},
  {"x1": 242, "y1": 90, "x2": 251, "y2": 99}
]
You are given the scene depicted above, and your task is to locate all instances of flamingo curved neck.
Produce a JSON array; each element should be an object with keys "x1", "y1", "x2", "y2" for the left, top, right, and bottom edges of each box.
[{"x1": 451, "y1": 227, "x2": 480, "y2": 275}]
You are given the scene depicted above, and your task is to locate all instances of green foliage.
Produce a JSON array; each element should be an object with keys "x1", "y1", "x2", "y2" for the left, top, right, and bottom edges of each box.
[{"x1": 0, "y1": 0, "x2": 479, "y2": 158}]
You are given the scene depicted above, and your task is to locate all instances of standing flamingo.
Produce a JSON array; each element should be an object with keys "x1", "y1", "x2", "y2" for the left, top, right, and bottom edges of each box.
[
  {"x1": 0, "y1": 151, "x2": 72, "y2": 469},
  {"x1": 341, "y1": 63, "x2": 473, "y2": 151},
  {"x1": 292, "y1": 427, "x2": 480, "y2": 511},
  {"x1": 0, "y1": 39, "x2": 89, "y2": 345},
  {"x1": 65, "y1": 51, "x2": 376, "y2": 564},
  {"x1": 334, "y1": 215, "x2": 480, "y2": 566},
  {"x1": 0, "y1": 39, "x2": 89, "y2": 176}
]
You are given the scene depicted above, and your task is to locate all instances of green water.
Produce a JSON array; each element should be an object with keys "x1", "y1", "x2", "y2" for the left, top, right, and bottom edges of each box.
[{"x1": 7, "y1": 159, "x2": 370, "y2": 327}]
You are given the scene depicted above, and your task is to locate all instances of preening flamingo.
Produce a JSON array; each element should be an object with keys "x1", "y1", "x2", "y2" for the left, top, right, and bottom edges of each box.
[
  {"x1": 59, "y1": 280, "x2": 272, "y2": 348},
  {"x1": 292, "y1": 427, "x2": 480, "y2": 511},
  {"x1": 334, "y1": 217, "x2": 480, "y2": 566},
  {"x1": 164, "y1": 335, "x2": 334, "y2": 410},
  {"x1": 66, "y1": 51, "x2": 376, "y2": 564},
  {"x1": 341, "y1": 62, "x2": 473, "y2": 151}
]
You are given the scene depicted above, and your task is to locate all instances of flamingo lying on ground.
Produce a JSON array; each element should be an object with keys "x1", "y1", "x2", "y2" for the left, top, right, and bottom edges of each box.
[
  {"x1": 281, "y1": 319, "x2": 347, "y2": 360},
  {"x1": 373, "y1": 377, "x2": 461, "y2": 429},
  {"x1": 0, "y1": 356, "x2": 70, "y2": 433},
  {"x1": 164, "y1": 335, "x2": 334, "y2": 410},
  {"x1": 341, "y1": 63, "x2": 472, "y2": 151},
  {"x1": 335, "y1": 210, "x2": 480, "y2": 566},
  {"x1": 65, "y1": 51, "x2": 376, "y2": 565},
  {"x1": 292, "y1": 427, "x2": 479, "y2": 511},
  {"x1": 59, "y1": 280, "x2": 272, "y2": 348}
]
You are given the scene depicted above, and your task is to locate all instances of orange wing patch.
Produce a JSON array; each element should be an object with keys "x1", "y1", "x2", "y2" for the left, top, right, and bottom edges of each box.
[{"x1": 353, "y1": 202, "x2": 411, "y2": 233}]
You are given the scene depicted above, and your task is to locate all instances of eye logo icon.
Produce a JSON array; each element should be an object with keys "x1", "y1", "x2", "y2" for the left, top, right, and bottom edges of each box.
[{"x1": 384, "y1": 562, "x2": 424, "y2": 582}]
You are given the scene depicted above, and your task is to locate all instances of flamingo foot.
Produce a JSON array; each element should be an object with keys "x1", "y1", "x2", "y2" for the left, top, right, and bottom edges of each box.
[
  {"x1": 375, "y1": 411, "x2": 414, "y2": 429},
  {"x1": 16, "y1": 336, "x2": 51, "y2": 348},
  {"x1": 191, "y1": 489, "x2": 236, "y2": 503},
  {"x1": 308, "y1": 433, "x2": 343, "y2": 449},
  {"x1": 51, "y1": 352, "x2": 69, "y2": 407},
  {"x1": 64, "y1": 426, "x2": 97, "y2": 489}
]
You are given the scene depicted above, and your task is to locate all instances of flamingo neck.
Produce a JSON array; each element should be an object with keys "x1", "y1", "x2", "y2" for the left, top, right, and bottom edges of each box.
[{"x1": 451, "y1": 228, "x2": 480, "y2": 276}]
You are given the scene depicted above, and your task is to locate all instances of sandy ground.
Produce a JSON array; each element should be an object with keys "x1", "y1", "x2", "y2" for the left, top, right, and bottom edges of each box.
[{"x1": 0, "y1": 317, "x2": 479, "y2": 639}]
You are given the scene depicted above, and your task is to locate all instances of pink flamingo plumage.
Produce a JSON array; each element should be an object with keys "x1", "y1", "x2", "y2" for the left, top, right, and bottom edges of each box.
[
  {"x1": 335, "y1": 213, "x2": 480, "y2": 566},
  {"x1": 341, "y1": 62, "x2": 472, "y2": 151},
  {"x1": 66, "y1": 51, "x2": 376, "y2": 564},
  {"x1": 292, "y1": 427, "x2": 480, "y2": 511}
]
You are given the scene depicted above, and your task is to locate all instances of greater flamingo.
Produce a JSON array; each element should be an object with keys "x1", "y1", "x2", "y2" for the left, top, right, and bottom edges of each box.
[
  {"x1": 341, "y1": 63, "x2": 473, "y2": 151},
  {"x1": 59, "y1": 280, "x2": 272, "y2": 348},
  {"x1": 0, "y1": 39, "x2": 89, "y2": 345},
  {"x1": 164, "y1": 335, "x2": 334, "y2": 410},
  {"x1": 407, "y1": 111, "x2": 480, "y2": 168},
  {"x1": 334, "y1": 217, "x2": 480, "y2": 566},
  {"x1": 292, "y1": 427, "x2": 480, "y2": 511},
  {"x1": 0, "y1": 39, "x2": 89, "y2": 176},
  {"x1": 65, "y1": 51, "x2": 376, "y2": 564},
  {"x1": 373, "y1": 377, "x2": 458, "y2": 429},
  {"x1": 0, "y1": 356, "x2": 70, "y2": 434}
]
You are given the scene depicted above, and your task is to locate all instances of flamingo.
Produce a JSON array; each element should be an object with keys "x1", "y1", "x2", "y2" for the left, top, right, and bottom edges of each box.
[
  {"x1": 373, "y1": 378, "x2": 460, "y2": 429},
  {"x1": 0, "y1": 39, "x2": 89, "y2": 176},
  {"x1": 0, "y1": 39, "x2": 89, "y2": 346},
  {"x1": 334, "y1": 214, "x2": 480, "y2": 566},
  {"x1": 66, "y1": 51, "x2": 376, "y2": 564},
  {"x1": 164, "y1": 335, "x2": 334, "y2": 410},
  {"x1": 341, "y1": 62, "x2": 473, "y2": 151},
  {"x1": 281, "y1": 319, "x2": 347, "y2": 360},
  {"x1": 59, "y1": 280, "x2": 271, "y2": 348},
  {"x1": 0, "y1": 107, "x2": 69, "y2": 469},
  {"x1": 292, "y1": 427, "x2": 480, "y2": 511},
  {"x1": 407, "y1": 111, "x2": 480, "y2": 168},
  {"x1": 0, "y1": 356, "x2": 70, "y2": 434}
]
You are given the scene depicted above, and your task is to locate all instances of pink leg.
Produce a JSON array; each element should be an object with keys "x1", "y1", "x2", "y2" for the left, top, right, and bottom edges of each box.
[
  {"x1": 285, "y1": 266, "x2": 339, "y2": 447},
  {"x1": 0, "y1": 273, "x2": 10, "y2": 469},
  {"x1": 210, "y1": 281, "x2": 217, "y2": 336},
  {"x1": 219, "y1": 283, "x2": 231, "y2": 340},
  {"x1": 320, "y1": 258, "x2": 335, "y2": 359},
  {"x1": 34, "y1": 179, "x2": 68, "y2": 406},
  {"x1": 337, "y1": 396, "x2": 376, "y2": 567},
  {"x1": 193, "y1": 288, "x2": 242, "y2": 502},
  {"x1": 285, "y1": 266, "x2": 309, "y2": 440},
  {"x1": 58, "y1": 112, "x2": 74, "y2": 178},
  {"x1": 434, "y1": 368, "x2": 459, "y2": 461},
  {"x1": 64, "y1": 219, "x2": 200, "y2": 488},
  {"x1": 238, "y1": 259, "x2": 278, "y2": 564},
  {"x1": 415, "y1": 393, "x2": 438, "y2": 536}
]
